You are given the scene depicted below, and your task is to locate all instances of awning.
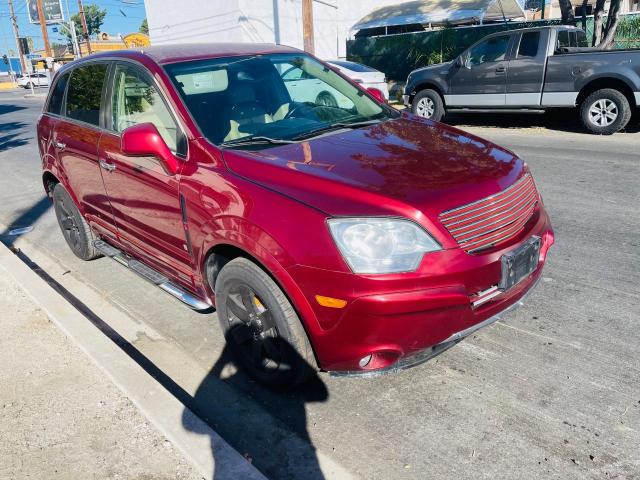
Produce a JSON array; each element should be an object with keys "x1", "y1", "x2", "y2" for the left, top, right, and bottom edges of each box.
[{"x1": 352, "y1": 0, "x2": 526, "y2": 31}]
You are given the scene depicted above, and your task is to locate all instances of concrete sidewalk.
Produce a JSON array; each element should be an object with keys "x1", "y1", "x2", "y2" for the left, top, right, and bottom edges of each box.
[{"x1": 0, "y1": 274, "x2": 202, "y2": 480}]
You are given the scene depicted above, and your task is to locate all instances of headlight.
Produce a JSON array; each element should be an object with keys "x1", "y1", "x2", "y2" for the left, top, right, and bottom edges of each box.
[{"x1": 327, "y1": 218, "x2": 441, "y2": 274}]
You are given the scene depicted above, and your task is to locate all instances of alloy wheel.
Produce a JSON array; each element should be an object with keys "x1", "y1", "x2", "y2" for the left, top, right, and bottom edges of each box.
[
  {"x1": 225, "y1": 283, "x2": 282, "y2": 373},
  {"x1": 416, "y1": 97, "x2": 435, "y2": 118},
  {"x1": 56, "y1": 196, "x2": 81, "y2": 252},
  {"x1": 588, "y1": 99, "x2": 618, "y2": 127}
]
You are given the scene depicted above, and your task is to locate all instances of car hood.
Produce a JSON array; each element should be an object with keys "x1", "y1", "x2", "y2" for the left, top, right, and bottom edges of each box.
[
  {"x1": 410, "y1": 61, "x2": 452, "y2": 77},
  {"x1": 222, "y1": 114, "x2": 525, "y2": 223}
]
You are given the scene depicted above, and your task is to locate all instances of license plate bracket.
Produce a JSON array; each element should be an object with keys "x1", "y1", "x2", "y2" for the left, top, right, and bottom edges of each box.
[{"x1": 498, "y1": 236, "x2": 541, "y2": 291}]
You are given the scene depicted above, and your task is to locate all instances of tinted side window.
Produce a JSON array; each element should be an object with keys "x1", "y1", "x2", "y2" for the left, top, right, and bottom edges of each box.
[
  {"x1": 518, "y1": 32, "x2": 540, "y2": 58},
  {"x1": 469, "y1": 36, "x2": 510, "y2": 66},
  {"x1": 65, "y1": 64, "x2": 108, "y2": 126},
  {"x1": 575, "y1": 30, "x2": 589, "y2": 47},
  {"x1": 557, "y1": 31, "x2": 570, "y2": 49},
  {"x1": 47, "y1": 72, "x2": 69, "y2": 115},
  {"x1": 557, "y1": 30, "x2": 588, "y2": 49},
  {"x1": 112, "y1": 64, "x2": 185, "y2": 156}
]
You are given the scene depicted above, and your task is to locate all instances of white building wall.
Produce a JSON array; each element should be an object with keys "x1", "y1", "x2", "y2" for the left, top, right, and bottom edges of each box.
[{"x1": 144, "y1": 0, "x2": 411, "y2": 59}]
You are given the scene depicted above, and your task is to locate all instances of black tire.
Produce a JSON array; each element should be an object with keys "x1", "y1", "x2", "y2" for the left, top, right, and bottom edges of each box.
[
  {"x1": 315, "y1": 91, "x2": 338, "y2": 107},
  {"x1": 412, "y1": 89, "x2": 445, "y2": 121},
  {"x1": 579, "y1": 88, "x2": 631, "y2": 135},
  {"x1": 214, "y1": 257, "x2": 316, "y2": 387},
  {"x1": 52, "y1": 183, "x2": 100, "y2": 261}
]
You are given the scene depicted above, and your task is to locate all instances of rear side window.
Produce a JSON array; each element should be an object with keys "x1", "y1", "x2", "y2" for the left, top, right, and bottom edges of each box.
[
  {"x1": 47, "y1": 73, "x2": 69, "y2": 115},
  {"x1": 518, "y1": 32, "x2": 540, "y2": 58},
  {"x1": 65, "y1": 63, "x2": 108, "y2": 126},
  {"x1": 557, "y1": 30, "x2": 589, "y2": 50}
]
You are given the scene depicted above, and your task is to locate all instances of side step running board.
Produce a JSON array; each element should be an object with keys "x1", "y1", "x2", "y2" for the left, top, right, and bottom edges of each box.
[{"x1": 93, "y1": 239, "x2": 211, "y2": 312}]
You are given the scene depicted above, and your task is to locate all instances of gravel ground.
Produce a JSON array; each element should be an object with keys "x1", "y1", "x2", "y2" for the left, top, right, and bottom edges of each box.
[{"x1": 0, "y1": 274, "x2": 202, "y2": 480}]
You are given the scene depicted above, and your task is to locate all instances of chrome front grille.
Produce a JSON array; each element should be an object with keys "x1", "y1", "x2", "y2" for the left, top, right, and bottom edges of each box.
[{"x1": 439, "y1": 174, "x2": 539, "y2": 253}]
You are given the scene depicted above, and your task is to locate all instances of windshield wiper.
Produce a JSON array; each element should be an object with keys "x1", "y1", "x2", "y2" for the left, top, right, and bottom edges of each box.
[
  {"x1": 292, "y1": 118, "x2": 383, "y2": 141},
  {"x1": 221, "y1": 135, "x2": 297, "y2": 148}
]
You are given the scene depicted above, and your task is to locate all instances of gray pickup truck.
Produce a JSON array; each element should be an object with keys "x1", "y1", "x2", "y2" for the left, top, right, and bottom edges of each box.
[{"x1": 403, "y1": 26, "x2": 640, "y2": 134}]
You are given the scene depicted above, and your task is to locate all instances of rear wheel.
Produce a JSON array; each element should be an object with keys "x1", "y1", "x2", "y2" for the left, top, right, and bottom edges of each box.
[
  {"x1": 579, "y1": 88, "x2": 631, "y2": 135},
  {"x1": 214, "y1": 257, "x2": 316, "y2": 387},
  {"x1": 412, "y1": 89, "x2": 445, "y2": 121},
  {"x1": 52, "y1": 183, "x2": 100, "y2": 261}
]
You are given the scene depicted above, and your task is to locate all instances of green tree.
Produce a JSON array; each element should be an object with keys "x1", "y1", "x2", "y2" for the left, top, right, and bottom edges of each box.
[
  {"x1": 139, "y1": 18, "x2": 148, "y2": 35},
  {"x1": 61, "y1": 4, "x2": 107, "y2": 41}
]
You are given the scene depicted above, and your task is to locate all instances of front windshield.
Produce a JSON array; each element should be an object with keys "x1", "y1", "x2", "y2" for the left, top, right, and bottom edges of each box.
[{"x1": 164, "y1": 53, "x2": 392, "y2": 146}]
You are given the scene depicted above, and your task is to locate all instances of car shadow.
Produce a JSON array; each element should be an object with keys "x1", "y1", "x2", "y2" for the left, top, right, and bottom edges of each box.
[
  {"x1": 183, "y1": 333, "x2": 329, "y2": 480},
  {"x1": 444, "y1": 109, "x2": 640, "y2": 134}
]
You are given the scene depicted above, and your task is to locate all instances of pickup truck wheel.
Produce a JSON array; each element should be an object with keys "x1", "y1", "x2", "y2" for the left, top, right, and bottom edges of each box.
[
  {"x1": 215, "y1": 257, "x2": 316, "y2": 387},
  {"x1": 52, "y1": 183, "x2": 100, "y2": 261},
  {"x1": 580, "y1": 89, "x2": 631, "y2": 135},
  {"x1": 412, "y1": 89, "x2": 445, "y2": 121}
]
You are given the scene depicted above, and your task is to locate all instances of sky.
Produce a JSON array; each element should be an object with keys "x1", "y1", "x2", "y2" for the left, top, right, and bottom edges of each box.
[{"x1": 0, "y1": 0, "x2": 147, "y2": 55}]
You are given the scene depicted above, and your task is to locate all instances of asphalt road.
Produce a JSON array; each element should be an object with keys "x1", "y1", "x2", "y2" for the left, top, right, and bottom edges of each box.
[{"x1": 1, "y1": 89, "x2": 639, "y2": 479}]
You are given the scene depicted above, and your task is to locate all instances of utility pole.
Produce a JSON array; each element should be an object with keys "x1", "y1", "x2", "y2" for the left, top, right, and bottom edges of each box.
[
  {"x1": 69, "y1": 20, "x2": 81, "y2": 58},
  {"x1": 302, "y1": 0, "x2": 314, "y2": 54},
  {"x1": 7, "y1": 0, "x2": 28, "y2": 75},
  {"x1": 35, "y1": 0, "x2": 53, "y2": 73},
  {"x1": 77, "y1": 0, "x2": 92, "y2": 54}
]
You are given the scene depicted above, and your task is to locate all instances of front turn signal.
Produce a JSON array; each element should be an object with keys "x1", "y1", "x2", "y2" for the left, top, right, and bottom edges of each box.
[{"x1": 315, "y1": 295, "x2": 347, "y2": 309}]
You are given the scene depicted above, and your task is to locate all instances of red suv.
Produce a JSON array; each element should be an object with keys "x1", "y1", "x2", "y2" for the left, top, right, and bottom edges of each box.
[{"x1": 38, "y1": 44, "x2": 554, "y2": 385}]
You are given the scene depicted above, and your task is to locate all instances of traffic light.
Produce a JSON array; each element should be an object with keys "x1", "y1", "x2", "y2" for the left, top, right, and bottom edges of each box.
[{"x1": 2, "y1": 55, "x2": 8, "y2": 65}]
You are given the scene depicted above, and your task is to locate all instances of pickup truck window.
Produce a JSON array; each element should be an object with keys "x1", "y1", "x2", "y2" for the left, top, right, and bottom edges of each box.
[
  {"x1": 557, "y1": 30, "x2": 589, "y2": 49},
  {"x1": 518, "y1": 32, "x2": 540, "y2": 58},
  {"x1": 469, "y1": 35, "x2": 510, "y2": 66}
]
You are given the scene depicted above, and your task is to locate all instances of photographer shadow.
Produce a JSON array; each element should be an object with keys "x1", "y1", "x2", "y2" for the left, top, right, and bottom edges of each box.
[{"x1": 183, "y1": 332, "x2": 329, "y2": 480}]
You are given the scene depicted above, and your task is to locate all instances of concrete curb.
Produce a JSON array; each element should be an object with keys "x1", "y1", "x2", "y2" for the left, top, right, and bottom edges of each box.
[{"x1": 0, "y1": 242, "x2": 267, "y2": 480}]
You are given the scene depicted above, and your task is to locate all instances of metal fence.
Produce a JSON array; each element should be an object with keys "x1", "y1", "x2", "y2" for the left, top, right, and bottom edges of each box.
[{"x1": 347, "y1": 12, "x2": 640, "y2": 81}]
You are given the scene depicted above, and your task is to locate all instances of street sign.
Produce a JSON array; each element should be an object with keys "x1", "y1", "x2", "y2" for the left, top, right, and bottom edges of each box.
[{"x1": 27, "y1": 0, "x2": 64, "y2": 24}]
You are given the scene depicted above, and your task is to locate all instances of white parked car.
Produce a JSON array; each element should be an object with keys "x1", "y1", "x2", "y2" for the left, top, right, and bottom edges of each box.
[
  {"x1": 17, "y1": 73, "x2": 50, "y2": 89},
  {"x1": 326, "y1": 60, "x2": 389, "y2": 101},
  {"x1": 277, "y1": 59, "x2": 389, "y2": 108}
]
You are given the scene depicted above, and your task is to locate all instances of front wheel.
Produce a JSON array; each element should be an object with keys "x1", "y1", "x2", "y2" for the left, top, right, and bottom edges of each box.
[
  {"x1": 579, "y1": 88, "x2": 631, "y2": 135},
  {"x1": 412, "y1": 89, "x2": 445, "y2": 122},
  {"x1": 214, "y1": 258, "x2": 316, "y2": 387}
]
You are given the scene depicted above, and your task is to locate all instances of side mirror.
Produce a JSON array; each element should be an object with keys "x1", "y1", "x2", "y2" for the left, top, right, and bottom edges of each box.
[{"x1": 121, "y1": 123, "x2": 181, "y2": 175}]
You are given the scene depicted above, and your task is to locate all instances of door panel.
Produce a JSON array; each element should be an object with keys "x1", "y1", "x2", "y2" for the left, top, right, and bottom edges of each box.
[
  {"x1": 506, "y1": 31, "x2": 547, "y2": 106},
  {"x1": 99, "y1": 63, "x2": 192, "y2": 275},
  {"x1": 54, "y1": 63, "x2": 114, "y2": 232},
  {"x1": 448, "y1": 34, "x2": 512, "y2": 107}
]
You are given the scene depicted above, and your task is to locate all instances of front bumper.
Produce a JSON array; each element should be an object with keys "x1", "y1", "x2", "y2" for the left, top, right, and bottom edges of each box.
[
  {"x1": 402, "y1": 94, "x2": 411, "y2": 106},
  {"x1": 331, "y1": 276, "x2": 540, "y2": 377},
  {"x1": 286, "y1": 209, "x2": 554, "y2": 373}
]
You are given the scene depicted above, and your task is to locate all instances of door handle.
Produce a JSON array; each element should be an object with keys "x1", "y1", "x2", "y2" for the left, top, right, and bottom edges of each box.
[
  {"x1": 53, "y1": 140, "x2": 66, "y2": 150},
  {"x1": 495, "y1": 66, "x2": 506, "y2": 74},
  {"x1": 99, "y1": 159, "x2": 116, "y2": 172}
]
